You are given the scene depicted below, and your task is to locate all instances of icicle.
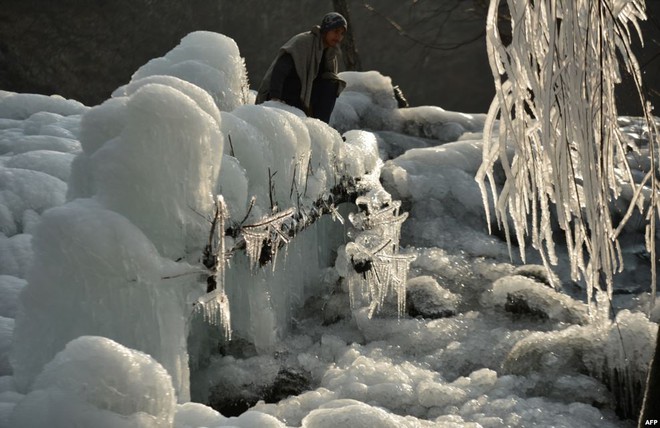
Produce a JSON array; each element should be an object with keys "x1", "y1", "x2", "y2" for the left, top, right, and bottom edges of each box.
[
  {"x1": 243, "y1": 228, "x2": 268, "y2": 269},
  {"x1": 194, "y1": 289, "x2": 232, "y2": 340},
  {"x1": 477, "y1": 0, "x2": 655, "y2": 318},
  {"x1": 344, "y1": 180, "x2": 415, "y2": 318},
  {"x1": 241, "y1": 207, "x2": 295, "y2": 270},
  {"x1": 195, "y1": 195, "x2": 232, "y2": 339}
]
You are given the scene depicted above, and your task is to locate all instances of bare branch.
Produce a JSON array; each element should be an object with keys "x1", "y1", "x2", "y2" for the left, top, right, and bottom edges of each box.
[{"x1": 362, "y1": 2, "x2": 486, "y2": 51}]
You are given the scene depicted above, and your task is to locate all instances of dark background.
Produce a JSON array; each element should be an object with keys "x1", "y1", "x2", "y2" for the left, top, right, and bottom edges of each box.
[{"x1": 1, "y1": 0, "x2": 658, "y2": 115}]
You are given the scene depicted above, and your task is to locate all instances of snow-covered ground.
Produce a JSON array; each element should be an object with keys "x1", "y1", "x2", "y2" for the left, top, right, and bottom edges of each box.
[{"x1": 0, "y1": 31, "x2": 657, "y2": 427}]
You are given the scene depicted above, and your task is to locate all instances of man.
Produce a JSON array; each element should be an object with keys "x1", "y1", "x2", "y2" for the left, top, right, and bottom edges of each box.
[{"x1": 256, "y1": 12, "x2": 347, "y2": 123}]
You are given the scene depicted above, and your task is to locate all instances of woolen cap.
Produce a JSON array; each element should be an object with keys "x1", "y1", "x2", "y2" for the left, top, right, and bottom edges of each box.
[{"x1": 320, "y1": 12, "x2": 348, "y2": 33}]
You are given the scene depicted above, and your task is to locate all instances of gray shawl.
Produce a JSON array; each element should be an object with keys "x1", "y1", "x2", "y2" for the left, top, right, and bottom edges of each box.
[{"x1": 256, "y1": 26, "x2": 344, "y2": 112}]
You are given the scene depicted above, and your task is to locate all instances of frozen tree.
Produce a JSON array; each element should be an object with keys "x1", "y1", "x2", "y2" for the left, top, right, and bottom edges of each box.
[
  {"x1": 476, "y1": 1, "x2": 660, "y2": 419},
  {"x1": 477, "y1": 0, "x2": 658, "y2": 308}
]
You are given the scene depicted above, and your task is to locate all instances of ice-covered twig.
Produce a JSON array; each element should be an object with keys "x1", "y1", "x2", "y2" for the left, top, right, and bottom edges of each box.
[
  {"x1": 343, "y1": 180, "x2": 415, "y2": 318},
  {"x1": 194, "y1": 196, "x2": 232, "y2": 338},
  {"x1": 224, "y1": 175, "x2": 363, "y2": 269},
  {"x1": 199, "y1": 170, "x2": 413, "y2": 323}
]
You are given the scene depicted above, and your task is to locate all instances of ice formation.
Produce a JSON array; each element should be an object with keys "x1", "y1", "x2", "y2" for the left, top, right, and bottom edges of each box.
[
  {"x1": 10, "y1": 336, "x2": 176, "y2": 428},
  {"x1": 344, "y1": 186, "x2": 414, "y2": 318},
  {"x1": 9, "y1": 198, "x2": 195, "y2": 399},
  {"x1": 192, "y1": 196, "x2": 232, "y2": 340},
  {"x1": 476, "y1": 0, "x2": 657, "y2": 308},
  {"x1": 332, "y1": 71, "x2": 486, "y2": 146},
  {"x1": 0, "y1": 91, "x2": 87, "y2": 120},
  {"x1": 0, "y1": 23, "x2": 657, "y2": 428},
  {"x1": 114, "y1": 31, "x2": 250, "y2": 112},
  {"x1": 2, "y1": 26, "x2": 416, "y2": 420},
  {"x1": 474, "y1": 3, "x2": 660, "y2": 418}
]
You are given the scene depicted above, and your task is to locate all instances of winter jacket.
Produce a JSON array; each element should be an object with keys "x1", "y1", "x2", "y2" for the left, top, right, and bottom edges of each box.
[{"x1": 256, "y1": 26, "x2": 345, "y2": 112}]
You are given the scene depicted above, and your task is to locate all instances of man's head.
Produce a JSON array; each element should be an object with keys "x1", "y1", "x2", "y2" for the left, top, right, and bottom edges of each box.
[{"x1": 320, "y1": 12, "x2": 347, "y2": 48}]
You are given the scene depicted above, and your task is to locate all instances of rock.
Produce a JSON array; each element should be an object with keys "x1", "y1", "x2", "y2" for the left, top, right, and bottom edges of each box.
[
  {"x1": 512, "y1": 264, "x2": 562, "y2": 291},
  {"x1": 208, "y1": 363, "x2": 311, "y2": 417},
  {"x1": 321, "y1": 291, "x2": 352, "y2": 326},
  {"x1": 209, "y1": 390, "x2": 260, "y2": 418},
  {"x1": 483, "y1": 275, "x2": 588, "y2": 325},
  {"x1": 405, "y1": 275, "x2": 460, "y2": 319},
  {"x1": 298, "y1": 274, "x2": 351, "y2": 326},
  {"x1": 504, "y1": 293, "x2": 550, "y2": 320},
  {"x1": 502, "y1": 326, "x2": 597, "y2": 377},
  {"x1": 262, "y1": 366, "x2": 312, "y2": 404}
]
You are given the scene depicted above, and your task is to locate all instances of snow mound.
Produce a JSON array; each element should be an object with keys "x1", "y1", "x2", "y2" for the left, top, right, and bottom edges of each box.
[
  {"x1": 0, "y1": 317, "x2": 13, "y2": 376},
  {"x1": 116, "y1": 31, "x2": 249, "y2": 112},
  {"x1": 0, "y1": 97, "x2": 83, "y2": 241},
  {"x1": 0, "y1": 168, "x2": 66, "y2": 237},
  {"x1": 70, "y1": 82, "x2": 223, "y2": 260},
  {"x1": 10, "y1": 199, "x2": 194, "y2": 399},
  {"x1": 10, "y1": 336, "x2": 176, "y2": 428},
  {"x1": 0, "y1": 135, "x2": 79, "y2": 155},
  {"x1": 5, "y1": 150, "x2": 76, "y2": 182},
  {"x1": 301, "y1": 400, "x2": 410, "y2": 428},
  {"x1": 173, "y1": 402, "x2": 226, "y2": 428},
  {"x1": 332, "y1": 71, "x2": 486, "y2": 144},
  {"x1": 381, "y1": 139, "x2": 509, "y2": 259},
  {"x1": 0, "y1": 275, "x2": 25, "y2": 319},
  {"x1": 0, "y1": 234, "x2": 33, "y2": 278},
  {"x1": 0, "y1": 91, "x2": 87, "y2": 121}
]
